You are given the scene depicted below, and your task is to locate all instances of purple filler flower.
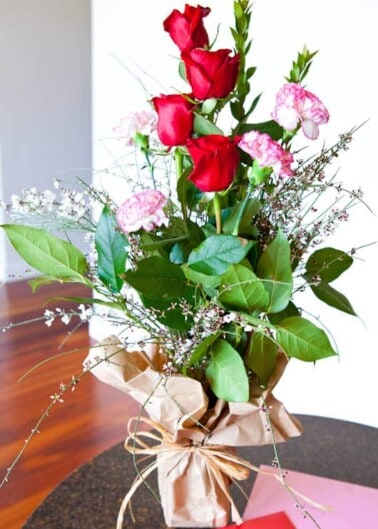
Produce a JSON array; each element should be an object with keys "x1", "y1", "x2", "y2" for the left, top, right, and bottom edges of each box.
[
  {"x1": 272, "y1": 82, "x2": 330, "y2": 140},
  {"x1": 238, "y1": 130, "x2": 294, "y2": 178},
  {"x1": 116, "y1": 189, "x2": 168, "y2": 234}
]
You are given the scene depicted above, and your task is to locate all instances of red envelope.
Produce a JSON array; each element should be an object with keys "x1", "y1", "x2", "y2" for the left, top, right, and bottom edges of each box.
[{"x1": 220, "y1": 511, "x2": 296, "y2": 528}]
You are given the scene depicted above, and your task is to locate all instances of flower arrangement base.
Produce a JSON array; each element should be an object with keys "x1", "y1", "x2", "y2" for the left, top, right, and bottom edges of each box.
[
  {"x1": 157, "y1": 449, "x2": 231, "y2": 528},
  {"x1": 88, "y1": 337, "x2": 303, "y2": 529}
]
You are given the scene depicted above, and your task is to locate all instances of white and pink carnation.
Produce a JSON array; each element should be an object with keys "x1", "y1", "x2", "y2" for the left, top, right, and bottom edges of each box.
[
  {"x1": 113, "y1": 110, "x2": 157, "y2": 146},
  {"x1": 272, "y1": 82, "x2": 329, "y2": 140},
  {"x1": 116, "y1": 189, "x2": 168, "y2": 234},
  {"x1": 238, "y1": 130, "x2": 294, "y2": 178}
]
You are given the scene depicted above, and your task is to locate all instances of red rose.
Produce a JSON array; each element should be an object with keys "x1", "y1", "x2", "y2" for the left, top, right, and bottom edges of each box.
[
  {"x1": 182, "y1": 48, "x2": 240, "y2": 100},
  {"x1": 163, "y1": 4, "x2": 210, "y2": 52},
  {"x1": 152, "y1": 94, "x2": 194, "y2": 146},
  {"x1": 187, "y1": 135, "x2": 240, "y2": 192}
]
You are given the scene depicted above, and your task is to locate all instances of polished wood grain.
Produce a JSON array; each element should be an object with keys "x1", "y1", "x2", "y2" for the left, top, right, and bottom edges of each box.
[{"x1": 0, "y1": 280, "x2": 139, "y2": 529}]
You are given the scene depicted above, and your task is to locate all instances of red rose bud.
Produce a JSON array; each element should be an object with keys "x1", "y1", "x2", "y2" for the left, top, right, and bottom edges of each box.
[
  {"x1": 152, "y1": 94, "x2": 194, "y2": 146},
  {"x1": 182, "y1": 48, "x2": 240, "y2": 100},
  {"x1": 187, "y1": 134, "x2": 240, "y2": 192},
  {"x1": 163, "y1": 4, "x2": 210, "y2": 52}
]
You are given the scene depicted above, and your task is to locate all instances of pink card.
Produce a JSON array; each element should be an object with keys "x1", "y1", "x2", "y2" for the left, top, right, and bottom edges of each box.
[
  {"x1": 220, "y1": 511, "x2": 297, "y2": 528},
  {"x1": 243, "y1": 465, "x2": 378, "y2": 528}
]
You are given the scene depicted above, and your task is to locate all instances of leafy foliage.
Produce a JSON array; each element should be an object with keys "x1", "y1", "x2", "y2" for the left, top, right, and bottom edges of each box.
[
  {"x1": 0, "y1": 0, "x2": 364, "y2": 407},
  {"x1": 1, "y1": 224, "x2": 87, "y2": 284}
]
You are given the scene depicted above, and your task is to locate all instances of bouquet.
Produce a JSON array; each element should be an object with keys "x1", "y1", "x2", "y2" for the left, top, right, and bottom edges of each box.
[{"x1": 0, "y1": 1, "x2": 369, "y2": 527}]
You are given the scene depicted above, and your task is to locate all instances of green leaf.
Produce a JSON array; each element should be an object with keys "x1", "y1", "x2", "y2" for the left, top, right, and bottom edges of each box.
[
  {"x1": 188, "y1": 333, "x2": 221, "y2": 367},
  {"x1": 268, "y1": 301, "x2": 300, "y2": 325},
  {"x1": 139, "y1": 232, "x2": 169, "y2": 259},
  {"x1": 1, "y1": 224, "x2": 87, "y2": 282},
  {"x1": 238, "y1": 120, "x2": 284, "y2": 140},
  {"x1": 218, "y1": 264, "x2": 269, "y2": 313},
  {"x1": 201, "y1": 98, "x2": 218, "y2": 115},
  {"x1": 169, "y1": 220, "x2": 205, "y2": 264},
  {"x1": 311, "y1": 282, "x2": 356, "y2": 316},
  {"x1": 230, "y1": 100, "x2": 244, "y2": 121},
  {"x1": 206, "y1": 339, "x2": 249, "y2": 402},
  {"x1": 276, "y1": 316, "x2": 337, "y2": 361},
  {"x1": 257, "y1": 229, "x2": 293, "y2": 313},
  {"x1": 222, "y1": 197, "x2": 261, "y2": 237},
  {"x1": 188, "y1": 235, "x2": 253, "y2": 276},
  {"x1": 245, "y1": 331, "x2": 278, "y2": 387},
  {"x1": 124, "y1": 256, "x2": 187, "y2": 300},
  {"x1": 178, "y1": 60, "x2": 187, "y2": 82},
  {"x1": 305, "y1": 247, "x2": 353, "y2": 283},
  {"x1": 193, "y1": 114, "x2": 223, "y2": 136},
  {"x1": 140, "y1": 293, "x2": 193, "y2": 331},
  {"x1": 95, "y1": 206, "x2": 128, "y2": 292},
  {"x1": 28, "y1": 276, "x2": 63, "y2": 292},
  {"x1": 183, "y1": 265, "x2": 221, "y2": 293}
]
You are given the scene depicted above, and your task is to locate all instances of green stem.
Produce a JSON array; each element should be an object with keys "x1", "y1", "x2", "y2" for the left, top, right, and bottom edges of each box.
[
  {"x1": 175, "y1": 148, "x2": 188, "y2": 224},
  {"x1": 213, "y1": 193, "x2": 222, "y2": 234},
  {"x1": 144, "y1": 150, "x2": 156, "y2": 189},
  {"x1": 175, "y1": 148, "x2": 183, "y2": 179}
]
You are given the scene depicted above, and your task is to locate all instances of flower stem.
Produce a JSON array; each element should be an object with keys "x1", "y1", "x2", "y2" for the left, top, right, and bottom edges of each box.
[
  {"x1": 175, "y1": 148, "x2": 188, "y2": 224},
  {"x1": 175, "y1": 148, "x2": 183, "y2": 179},
  {"x1": 213, "y1": 193, "x2": 222, "y2": 234}
]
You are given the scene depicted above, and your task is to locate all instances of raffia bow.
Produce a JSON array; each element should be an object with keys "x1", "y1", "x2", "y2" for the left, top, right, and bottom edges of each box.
[{"x1": 116, "y1": 417, "x2": 330, "y2": 529}]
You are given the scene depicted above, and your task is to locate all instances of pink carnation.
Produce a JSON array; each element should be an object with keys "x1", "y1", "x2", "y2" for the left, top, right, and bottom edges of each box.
[
  {"x1": 116, "y1": 190, "x2": 168, "y2": 234},
  {"x1": 238, "y1": 130, "x2": 294, "y2": 178},
  {"x1": 113, "y1": 111, "x2": 157, "y2": 146},
  {"x1": 272, "y1": 82, "x2": 330, "y2": 140}
]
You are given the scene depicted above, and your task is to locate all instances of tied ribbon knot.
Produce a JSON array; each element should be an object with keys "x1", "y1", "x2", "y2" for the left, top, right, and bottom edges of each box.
[{"x1": 116, "y1": 417, "x2": 331, "y2": 529}]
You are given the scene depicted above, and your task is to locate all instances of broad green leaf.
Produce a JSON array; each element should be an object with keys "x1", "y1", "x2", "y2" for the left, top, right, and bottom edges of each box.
[
  {"x1": 140, "y1": 293, "x2": 193, "y2": 331},
  {"x1": 188, "y1": 332, "x2": 221, "y2": 367},
  {"x1": 206, "y1": 339, "x2": 249, "y2": 402},
  {"x1": 305, "y1": 247, "x2": 353, "y2": 282},
  {"x1": 170, "y1": 220, "x2": 205, "y2": 264},
  {"x1": 124, "y1": 256, "x2": 187, "y2": 300},
  {"x1": 95, "y1": 206, "x2": 128, "y2": 292},
  {"x1": 245, "y1": 332, "x2": 278, "y2": 387},
  {"x1": 29, "y1": 276, "x2": 63, "y2": 292},
  {"x1": 224, "y1": 322, "x2": 248, "y2": 353},
  {"x1": 1, "y1": 224, "x2": 87, "y2": 282},
  {"x1": 238, "y1": 120, "x2": 284, "y2": 140},
  {"x1": 193, "y1": 114, "x2": 223, "y2": 136},
  {"x1": 268, "y1": 301, "x2": 300, "y2": 325},
  {"x1": 218, "y1": 264, "x2": 269, "y2": 313},
  {"x1": 311, "y1": 282, "x2": 356, "y2": 316},
  {"x1": 276, "y1": 316, "x2": 337, "y2": 361},
  {"x1": 183, "y1": 265, "x2": 221, "y2": 292},
  {"x1": 188, "y1": 235, "x2": 253, "y2": 276},
  {"x1": 140, "y1": 233, "x2": 169, "y2": 259},
  {"x1": 257, "y1": 229, "x2": 293, "y2": 313},
  {"x1": 222, "y1": 197, "x2": 261, "y2": 237}
]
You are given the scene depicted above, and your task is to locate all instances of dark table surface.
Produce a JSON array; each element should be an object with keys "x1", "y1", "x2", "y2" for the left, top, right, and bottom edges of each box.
[{"x1": 23, "y1": 415, "x2": 378, "y2": 529}]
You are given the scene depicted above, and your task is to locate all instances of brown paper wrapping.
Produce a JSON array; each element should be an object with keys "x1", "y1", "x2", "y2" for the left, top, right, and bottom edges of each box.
[
  {"x1": 157, "y1": 450, "x2": 230, "y2": 527},
  {"x1": 85, "y1": 336, "x2": 302, "y2": 527}
]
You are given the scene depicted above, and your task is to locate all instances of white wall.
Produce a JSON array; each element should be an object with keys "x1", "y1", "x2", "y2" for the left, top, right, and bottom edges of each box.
[
  {"x1": 0, "y1": 0, "x2": 92, "y2": 280},
  {"x1": 95, "y1": 0, "x2": 377, "y2": 427}
]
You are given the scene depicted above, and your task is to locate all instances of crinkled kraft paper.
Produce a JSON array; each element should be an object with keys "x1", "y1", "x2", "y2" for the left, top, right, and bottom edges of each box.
[{"x1": 85, "y1": 336, "x2": 302, "y2": 527}]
